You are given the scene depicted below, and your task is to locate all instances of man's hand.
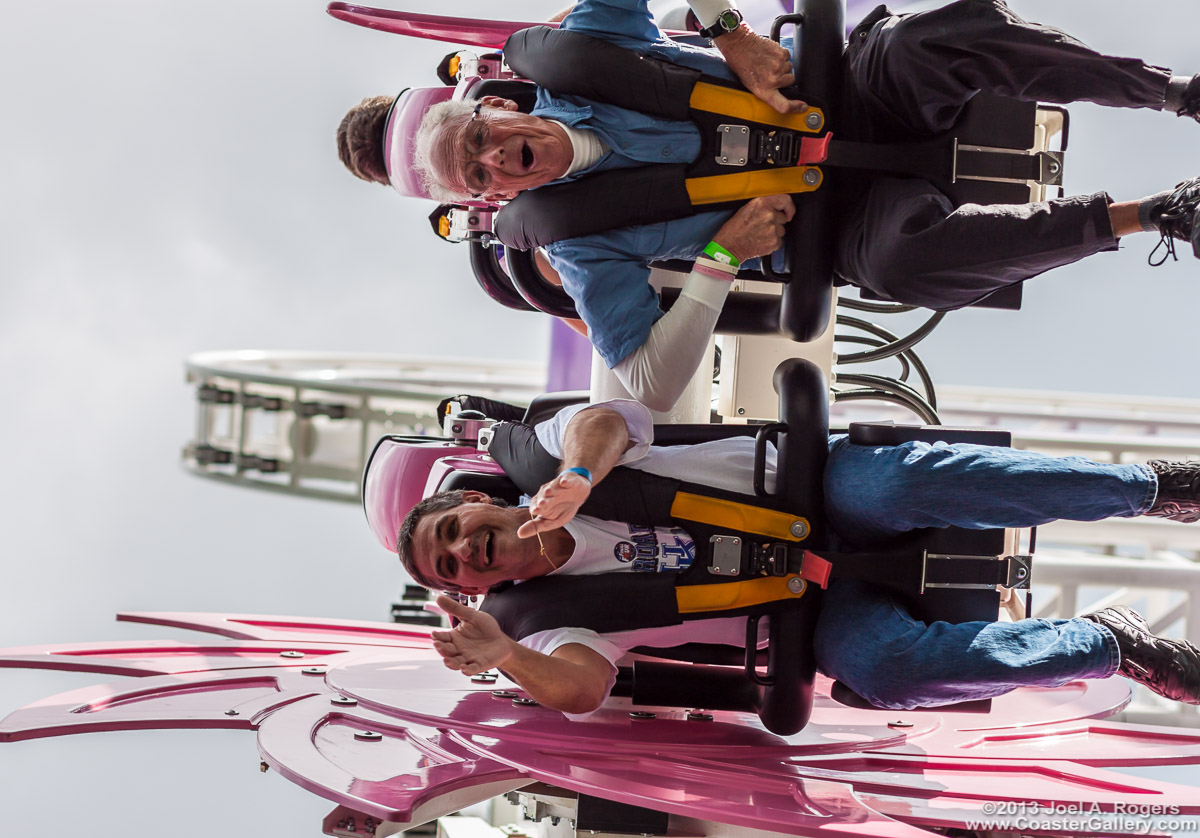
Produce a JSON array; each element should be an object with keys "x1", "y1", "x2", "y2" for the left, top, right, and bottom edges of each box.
[
  {"x1": 714, "y1": 25, "x2": 806, "y2": 115},
  {"x1": 431, "y1": 595, "x2": 516, "y2": 675},
  {"x1": 518, "y1": 471, "x2": 591, "y2": 538},
  {"x1": 712, "y1": 194, "x2": 795, "y2": 263}
]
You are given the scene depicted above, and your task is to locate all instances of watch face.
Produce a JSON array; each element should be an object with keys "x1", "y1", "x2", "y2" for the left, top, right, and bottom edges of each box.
[{"x1": 718, "y1": 9, "x2": 742, "y2": 31}]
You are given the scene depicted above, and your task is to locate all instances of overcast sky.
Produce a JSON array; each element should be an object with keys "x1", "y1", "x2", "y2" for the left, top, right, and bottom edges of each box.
[{"x1": 2, "y1": 0, "x2": 1199, "y2": 834}]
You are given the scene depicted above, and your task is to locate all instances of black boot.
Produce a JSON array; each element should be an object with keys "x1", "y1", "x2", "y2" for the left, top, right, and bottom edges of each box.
[
  {"x1": 1082, "y1": 605, "x2": 1200, "y2": 704},
  {"x1": 1174, "y1": 74, "x2": 1200, "y2": 123},
  {"x1": 1145, "y1": 460, "x2": 1200, "y2": 523}
]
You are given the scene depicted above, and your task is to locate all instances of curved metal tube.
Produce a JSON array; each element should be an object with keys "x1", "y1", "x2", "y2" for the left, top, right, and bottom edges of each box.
[{"x1": 468, "y1": 242, "x2": 536, "y2": 312}]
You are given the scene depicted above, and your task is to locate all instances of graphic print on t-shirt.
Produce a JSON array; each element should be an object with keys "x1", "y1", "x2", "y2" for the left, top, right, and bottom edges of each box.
[{"x1": 613, "y1": 524, "x2": 695, "y2": 572}]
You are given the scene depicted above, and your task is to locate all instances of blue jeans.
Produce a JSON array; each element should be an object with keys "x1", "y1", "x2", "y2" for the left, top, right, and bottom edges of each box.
[{"x1": 811, "y1": 438, "x2": 1155, "y2": 708}]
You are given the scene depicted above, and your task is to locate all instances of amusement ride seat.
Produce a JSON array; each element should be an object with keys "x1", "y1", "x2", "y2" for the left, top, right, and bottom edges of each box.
[
  {"x1": 362, "y1": 359, "x2": 1035, "y2": 735},
  {"x1": 380, "y1": 0, "x2": 1068, "y2": 343}
]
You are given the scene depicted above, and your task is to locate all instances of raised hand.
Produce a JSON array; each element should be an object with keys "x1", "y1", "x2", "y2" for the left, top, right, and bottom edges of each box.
[
  {"x1": 518, "y1": 470, "x2": 592, "y2": 539},
  {"x1": 431, "y1": 595, "x2": 515, "y2": 675},
  {"x1": 712, "y1": 193, "x2": 796, "y2": 264},
  {"x1": 714, "y1": 25, "x2": 806, "y2": 115}
]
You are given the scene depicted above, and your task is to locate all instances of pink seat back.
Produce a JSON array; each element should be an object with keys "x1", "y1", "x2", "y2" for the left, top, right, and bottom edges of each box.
[{"x1": 362, "y1": 437, "x2": 475, "y2": 551}]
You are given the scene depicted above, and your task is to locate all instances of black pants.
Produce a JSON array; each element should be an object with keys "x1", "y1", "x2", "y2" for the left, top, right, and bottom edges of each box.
[{"x1": 835, "y1": 0, "x2": 1172, "y2": 309}]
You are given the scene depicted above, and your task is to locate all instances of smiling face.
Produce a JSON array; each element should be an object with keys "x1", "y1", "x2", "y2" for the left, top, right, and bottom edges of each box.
[
  {"x1": 428, "y1": 97, "x2": 573, "y2": 201},
  {"x1": 408, "y1": 491, "x2": 559, "y2": 594}
]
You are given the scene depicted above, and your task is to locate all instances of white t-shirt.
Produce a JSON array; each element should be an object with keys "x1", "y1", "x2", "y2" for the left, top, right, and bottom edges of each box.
[{"x1": 513, "y1": 400, "x2": 775, "y2": 699}]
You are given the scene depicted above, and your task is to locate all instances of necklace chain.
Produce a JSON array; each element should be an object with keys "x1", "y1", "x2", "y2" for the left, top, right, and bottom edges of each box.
[{"x1": 531, "y1": 510, "x2": 557, "y2": 573}]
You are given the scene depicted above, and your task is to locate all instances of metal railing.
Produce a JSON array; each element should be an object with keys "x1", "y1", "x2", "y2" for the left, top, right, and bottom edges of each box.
[{"x1": 181, "y1": 351, "x2": 548, "y2": 504}]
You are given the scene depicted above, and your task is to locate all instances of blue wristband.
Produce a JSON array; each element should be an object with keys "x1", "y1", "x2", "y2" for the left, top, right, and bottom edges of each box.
[{"x1": 563, "y1": 466, "x2": 593, "y2": 485}]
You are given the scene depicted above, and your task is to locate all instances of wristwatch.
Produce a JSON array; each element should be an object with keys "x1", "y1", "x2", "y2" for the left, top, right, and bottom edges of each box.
[{"x1": 697, "y1": 8, "x2": 743, "y2": 40}]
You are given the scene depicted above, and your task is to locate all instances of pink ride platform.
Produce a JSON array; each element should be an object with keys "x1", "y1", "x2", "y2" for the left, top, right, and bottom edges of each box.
[{"x1": 3, "y1": 611, "x2": 1200, "y2": 836}]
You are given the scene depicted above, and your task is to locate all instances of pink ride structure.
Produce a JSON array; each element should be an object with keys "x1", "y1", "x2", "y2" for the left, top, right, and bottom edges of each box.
[
  {"x1": 4, "y1": 4, "x2": 1200, "y2": 836},
  {"x1": 3, "y1": 608, "x2": 1200, "y2": 836}
]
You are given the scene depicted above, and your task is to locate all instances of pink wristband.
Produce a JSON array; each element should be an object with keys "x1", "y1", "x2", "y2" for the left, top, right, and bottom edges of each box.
[{"x1": 693, "y1": 257, "x2": 738, "y2": 281}]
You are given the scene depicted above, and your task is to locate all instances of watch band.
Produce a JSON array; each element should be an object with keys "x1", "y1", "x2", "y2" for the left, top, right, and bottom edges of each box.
[{"x1": 697, "y1": 8, "x2": 744, "y2": 40}]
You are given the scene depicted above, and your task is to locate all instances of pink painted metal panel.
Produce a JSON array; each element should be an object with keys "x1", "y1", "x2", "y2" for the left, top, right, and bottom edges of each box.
[
  {"x1": 116, "y1": 612, "x2": 437, "y2": 644},
  {"x1": 4, "y1": 613, "x2": 1200, "y2": 837},
  {"x1": 327, "y1": 3, "x2": 554, "y2": 49}
]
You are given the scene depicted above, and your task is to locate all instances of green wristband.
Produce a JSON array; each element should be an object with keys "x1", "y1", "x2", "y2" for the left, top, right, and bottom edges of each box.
[{"x1": 703, "y1": 241, "x2": 740, "y2": 268}]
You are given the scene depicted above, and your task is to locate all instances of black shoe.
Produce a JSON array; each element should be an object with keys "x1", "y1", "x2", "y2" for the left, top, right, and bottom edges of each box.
[
  {"x1": 1147, "y1": 177, "x2": 1200, "y2": 265},
  {"x1": 1145, "y1": 460, "x2": 1200, "y2": 523},
  {"x1": 1175, "y1": 74, "x2": 1200, "y2": 123},
  {"x1": 1082, "y1": 605, "x2": 1200, "y2": 704}
]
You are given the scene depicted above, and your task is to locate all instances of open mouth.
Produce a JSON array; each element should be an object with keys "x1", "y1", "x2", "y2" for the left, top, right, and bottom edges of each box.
[{"x1": 520, "y1": 142, "x2": 534, "y2": 169}]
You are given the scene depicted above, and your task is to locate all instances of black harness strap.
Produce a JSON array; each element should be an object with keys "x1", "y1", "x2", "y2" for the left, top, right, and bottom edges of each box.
[
  {"x1": 504, "y1": 26, "x2": 701, "y2": 121},
  {"x1": 481, "y1": 421, "x2": 817, "y2": 640},
  {"x1": 492, "y1": 26, "x2": 823, "y2": 250}
]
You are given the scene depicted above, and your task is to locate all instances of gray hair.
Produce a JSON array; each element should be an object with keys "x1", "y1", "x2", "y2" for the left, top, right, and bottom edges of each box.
[{"x1": 412, "y1": 99, "x2": 477, "y2": 203}]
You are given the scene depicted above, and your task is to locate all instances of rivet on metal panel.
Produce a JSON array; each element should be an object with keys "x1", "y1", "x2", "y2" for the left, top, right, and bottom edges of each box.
[
  {"x1": 492, "y1": 690, "x2": 519, "y2": 699},
  {"x1": 512, "y1": 697, "x2": 539, "y2": 707},
  {"x1": 629, "y1": 710, "x2": 657, "y2": 720},
  {"x1": 224, "y1": 709, "x2": 239, "y2": 716},
  {"x1": 888, "y1": 720, "x2": 913, "y2": 729},
  {"x1": 354, "y1": 730, "x2": 383, "y2": 741},
  {"x1": 279, "y1": 650, "x2": 305, "y2": 658},
  {"x1": 471, "y1": 672, "x2": 498, "y2": 683},
  {"x1": 301, "y1": 667, "x2": 325, "y2": 675},
  {"x1": 331, "y1": 696, "x2": 358, "y2": 707},
  {"x1": 687, "y1": 711, "x2": 713, "y2": 722}
]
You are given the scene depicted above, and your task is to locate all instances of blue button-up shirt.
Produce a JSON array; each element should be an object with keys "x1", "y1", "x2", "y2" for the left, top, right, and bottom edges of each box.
[{"x1": 531, "y1": 0, "x2": 751, "y2": 368}]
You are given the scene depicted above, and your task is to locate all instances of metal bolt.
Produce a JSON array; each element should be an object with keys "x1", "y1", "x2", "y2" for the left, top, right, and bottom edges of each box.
[
  {"x1": 687, "y1": 711, "x2": 713, "y2": 722},
  {"x1": 737, "y1": 407, "x2": 746, "y2": 415},
  {"x1": 741, "y1": 126, "x2": 747, "y2": 133},
  {"x1": 1049, "y1": 160, "x2": 1061, "y2": 174},
  {"x1": 738, "y1": 158, "x2": 745, "y2": 164},
  {"x1": 806, "y1": 112, "x2": 822, "y2": 129},
  {"x1": 803, "y1": 169, "x2": 821, "y2": 186},
  {"x1": 224, "y1": 709, "x2": 240, "y2": 716},
  {"x1": 492, "y1": 690, "x2": 519, "y2": 699},
  {"x1": 629, "y1": 710, "x2": 657, "y2": 720},
  {"x1": 789, "y1": 520, "x2": 809, "y2": 539},
  {"x1": 279, "y1": 651, "x2": 305, "y2": 659},
  {"x1": 721, "y1": 156, "x2": 728, "y2": 163},
  {"x1": 331, "y1": 696, "x2": 358, "y2": 707},
  {"x1": 301, "y1": 667, "x2": 325, "y2": 675},
  {"x1": 512, "y1": 697, "x2": 539, "y2": 707},
  {"x1": 787, "y1": 577, "x2": 806, "y2": 594},
  {"x1": 888, "y1": 719, "x2": 913, "y2": 729},
  {"x1": 354, "y1": 730, "x2": 383, "y2": 741},
  {"x1": 471, "y1": 673, "x2": 498, "y2": 683}
]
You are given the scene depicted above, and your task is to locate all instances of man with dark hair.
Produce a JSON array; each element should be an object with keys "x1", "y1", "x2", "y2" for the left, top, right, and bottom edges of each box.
[
  {"x1": 371, "y1": 399, "x2": 1200, "y2": 716},
  {"x1": 340, "y1": 0, "x2": 1200, "y2": 412}
]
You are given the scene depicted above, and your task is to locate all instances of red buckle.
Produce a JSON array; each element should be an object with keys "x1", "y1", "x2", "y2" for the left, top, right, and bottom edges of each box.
[
  {"x1": 798, "y1": 133, "x2": 832, "y2": 166},
  {"x1": 799, "y1": 551, "x2": 832, "y2": 589}
]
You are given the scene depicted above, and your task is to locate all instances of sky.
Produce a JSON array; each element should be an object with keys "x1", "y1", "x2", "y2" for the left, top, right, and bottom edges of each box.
[{"x1": 1, "y1": 0, "x2": 1199, "y2": 834}]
